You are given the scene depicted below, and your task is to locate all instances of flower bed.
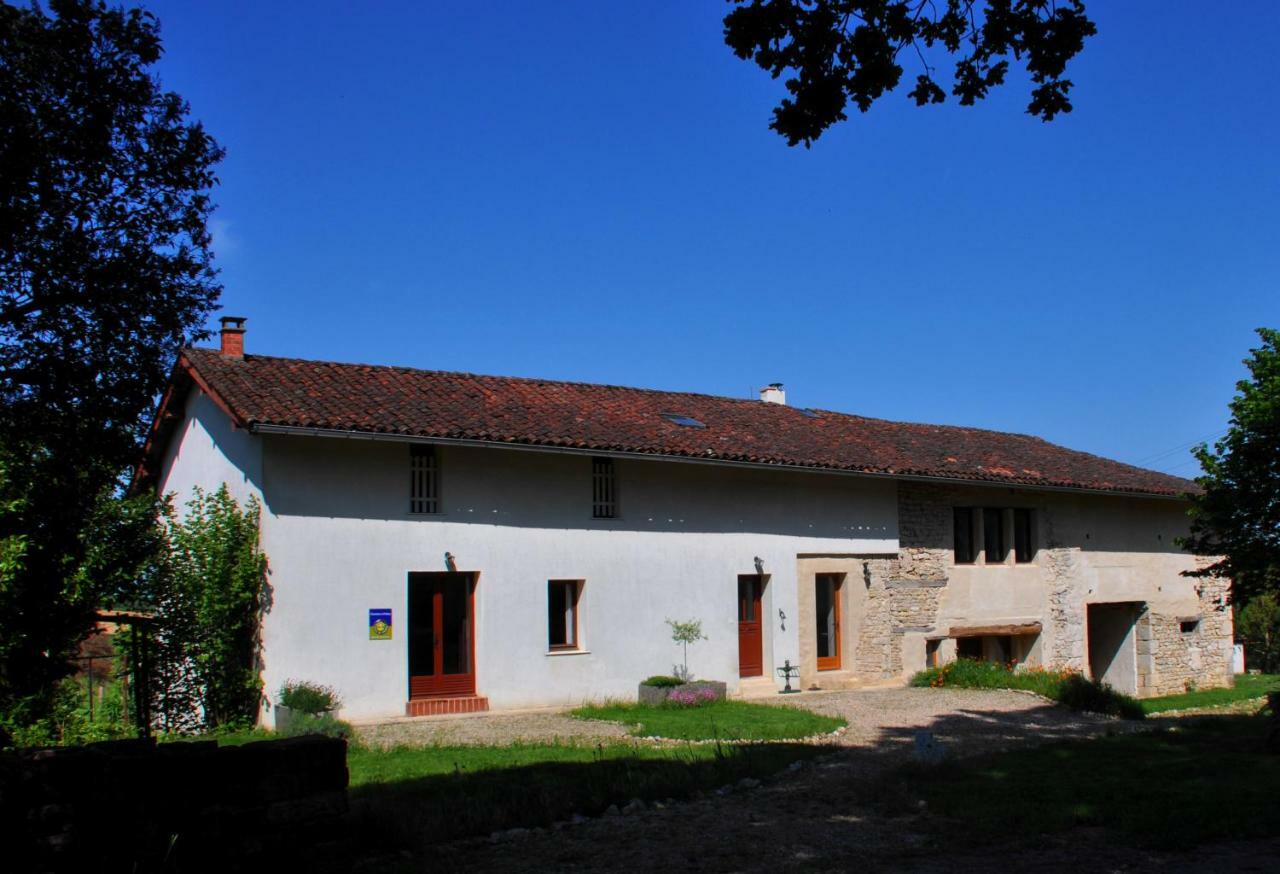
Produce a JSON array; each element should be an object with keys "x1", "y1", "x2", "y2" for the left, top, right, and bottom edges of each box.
[{"x1": 637, "y1": 679, "x2": 727, "y2": 706}]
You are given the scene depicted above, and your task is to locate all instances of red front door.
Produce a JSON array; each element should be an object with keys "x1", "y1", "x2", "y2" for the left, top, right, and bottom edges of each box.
[
  {"x1": 408, "y1": 572, "x2": 476, "y2": 698},
  {"x1": 738, "y1": 575, "x2": 764, "y2": 677}
]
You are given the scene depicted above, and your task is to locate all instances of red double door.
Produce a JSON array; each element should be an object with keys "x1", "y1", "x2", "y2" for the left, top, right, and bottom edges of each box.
[{"x1": 408, "y1": 572, "x2": 475, "y2": 698}]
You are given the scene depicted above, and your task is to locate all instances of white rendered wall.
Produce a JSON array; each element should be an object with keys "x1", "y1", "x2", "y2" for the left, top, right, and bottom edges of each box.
[
  {"x1": 158, "y1": 390, "x2": 263, "y2": 511},
  {"x1": 157, "y1": 399, "x2": 900, "y2": 723},
  {"x1": 255, "y1": 437, "x2": 899, "y2": 721}
]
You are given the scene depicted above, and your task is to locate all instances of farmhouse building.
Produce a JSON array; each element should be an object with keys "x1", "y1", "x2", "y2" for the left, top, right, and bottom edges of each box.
[{"x1": 141, "y1": 319, "x2": 1234, "y2": 722}]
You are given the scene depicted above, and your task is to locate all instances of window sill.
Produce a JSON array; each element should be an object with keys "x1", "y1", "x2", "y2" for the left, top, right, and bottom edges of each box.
[{"x1": 545, "y1": 648, "x2": 590, "y2": 657}]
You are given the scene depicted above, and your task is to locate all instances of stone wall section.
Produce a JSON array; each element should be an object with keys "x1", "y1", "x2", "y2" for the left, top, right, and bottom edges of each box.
[
  {"x1": 1043, "y1": 550, "x2": 1087, "y2": 671},
  {"x1": 1139, "y1": 561, "x2": 1233, "y2": 695},
  {"x1": 841, "y1": 482, "x2": 1233, "y2": 696},
  {"x1": 854, "y1": 483, "x2": 951, "y2": 679}
]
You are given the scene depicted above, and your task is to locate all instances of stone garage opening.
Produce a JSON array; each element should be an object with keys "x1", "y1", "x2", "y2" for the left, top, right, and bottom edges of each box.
[{"x1": 1087, "y1": 602, "x2": 1144, "y2": 695}]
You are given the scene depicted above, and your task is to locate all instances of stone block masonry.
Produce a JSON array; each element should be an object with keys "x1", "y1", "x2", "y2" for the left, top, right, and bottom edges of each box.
[
  {"x1": 840, "y1": 481, "x2": 1233, "y2": 696},
  {"x1": 2, "y1": 735, "x2": 350, "y2": 873}
]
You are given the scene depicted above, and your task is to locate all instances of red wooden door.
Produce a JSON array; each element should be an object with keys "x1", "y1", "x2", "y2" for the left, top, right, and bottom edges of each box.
[
  {"x1": 737, "y1": 575, "x2": 764, "y2": 677},
  {"x1": 408, "y1": 572, "x2": 476, "y2": 698}
]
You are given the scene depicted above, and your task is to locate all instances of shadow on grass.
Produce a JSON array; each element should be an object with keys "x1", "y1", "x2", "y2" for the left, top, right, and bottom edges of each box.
[
  {"x1": 870, "y1": 711, "x2": 1279, "y2": 853},
  {"x1": 349, "y1": 741, "x2": 828, "y2": 854},
  {"x1": 347, "y1": 699, "x2": 1278, "y2": 870}
]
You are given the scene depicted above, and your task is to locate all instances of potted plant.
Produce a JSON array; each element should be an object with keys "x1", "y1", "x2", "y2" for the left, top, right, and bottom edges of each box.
[
  {"x1": 275, "y1": 679, "x2": 341, "y2": 733},
  {"x1": 638, "y1": 674, "x2": 684, "y2": 705},
  {"x1": 636, "y1": 619, "x2": 727, "y2": 703}
]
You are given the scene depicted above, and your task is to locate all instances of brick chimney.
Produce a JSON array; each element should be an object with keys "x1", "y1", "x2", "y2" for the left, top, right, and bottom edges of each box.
[
  {"x1": 219, "y1": 316, "x2": 246, "y2": 358},
  {"x1": 760, "y1": 383, "x2": 786, "y2": 405}
]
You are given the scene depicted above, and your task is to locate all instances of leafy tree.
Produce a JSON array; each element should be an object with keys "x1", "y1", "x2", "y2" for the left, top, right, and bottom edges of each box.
[
  {"x1": 1237, "y1": 595, "x2": 1280, "y2": 674},
  {"x1": 0, "y1": 0, "x2": 222, "y2": 725},
  {"x1": 145, "y1": 486, "x2": 269, "y2": 732},
  {"x1": 724, "y1": 0, "x2": 1097, "y2": 146},
  {"x1": 1179, "y1": 328, "x2": 1280, "y2": 603}
]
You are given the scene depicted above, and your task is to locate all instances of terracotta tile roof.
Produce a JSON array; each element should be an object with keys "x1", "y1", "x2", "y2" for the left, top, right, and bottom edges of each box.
[{"x1": 171, "y1": 347, "x2": 1195, "y2": 497}]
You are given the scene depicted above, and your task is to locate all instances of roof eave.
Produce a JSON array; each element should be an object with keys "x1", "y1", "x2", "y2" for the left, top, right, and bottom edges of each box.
[{"x1": 248, "y1": 422, "x2": 1193, "y2": 502}]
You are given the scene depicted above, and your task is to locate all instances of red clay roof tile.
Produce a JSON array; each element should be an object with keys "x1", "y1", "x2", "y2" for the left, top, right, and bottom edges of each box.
[{"x1": 177, "y1": 347, "x2": 1195, "y2": 497}]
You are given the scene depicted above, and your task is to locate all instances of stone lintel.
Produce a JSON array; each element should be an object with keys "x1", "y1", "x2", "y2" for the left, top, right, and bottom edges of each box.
[{"x1": 885, "y1": 578, "x2": 948, "y2": 589}]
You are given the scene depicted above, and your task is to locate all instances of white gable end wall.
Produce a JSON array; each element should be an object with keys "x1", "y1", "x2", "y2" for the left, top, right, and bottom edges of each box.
[{"x1": 157, "y1": 389, "x2": 264, "y2": 512}]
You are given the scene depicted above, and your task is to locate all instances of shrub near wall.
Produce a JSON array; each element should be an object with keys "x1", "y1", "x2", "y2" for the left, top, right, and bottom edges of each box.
[{"x1": 910, "y1": 659, "x2": 1145, "y2": 720}]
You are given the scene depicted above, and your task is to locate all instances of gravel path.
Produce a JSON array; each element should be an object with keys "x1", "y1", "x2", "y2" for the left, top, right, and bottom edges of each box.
[
  {"x1": 357, "y1": 687, "x2": 1143, "y2": 872},
  {"x1": 356, "y1": 709, "x2": 631, "y2": 749}
]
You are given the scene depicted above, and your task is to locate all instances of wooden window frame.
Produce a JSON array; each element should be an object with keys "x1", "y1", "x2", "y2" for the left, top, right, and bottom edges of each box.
[
  {"x1": 548, "y1": 580, "x2": 582, "y2": 651},
  {"x1": 1014, "y1": 508, "x2": 1036, "y2": 563},
  {"x1": 953, "y1": 507, "x2": 977, "y2": 565},
  {"x1": 983, "y1": 507, "x2": 1008, "y2": 564},
  {"x1": 591, "y1": 458, "x2": 618, "y2": 519},
  {"x1": 410, "y1": 445, "x2": 440, "y2": 515}
]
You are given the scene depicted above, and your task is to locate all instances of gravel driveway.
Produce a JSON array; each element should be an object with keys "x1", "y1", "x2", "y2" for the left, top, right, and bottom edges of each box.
[
  {"x1": 356, "y1": 687, "x2": 1143, "y2": 872},
  {"x1": 356, "y1": 709, "x2": 631, "y2": 749}
]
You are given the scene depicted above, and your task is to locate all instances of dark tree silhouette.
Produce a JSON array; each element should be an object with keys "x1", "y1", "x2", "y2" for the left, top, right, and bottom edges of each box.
[
  {"x1": 724, "y1": 0, "x2": 1097, "y2": 146},
  {"x1": 0, "y1": 0, "x2": 222, "y2": 728}
]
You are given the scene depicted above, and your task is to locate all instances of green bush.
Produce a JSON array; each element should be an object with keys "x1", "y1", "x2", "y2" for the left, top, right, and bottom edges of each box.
[
  {"x1": 278, "y1": 679, "x2": 341, "y2": 715},
  {"x1": 1056, "y1": 673, "x2": 1145, "y2": 720},
  {"x1": 910, "y1": 658, "x2": 1144, "y2": 720},
  {"x1": 2, "y1": 677, "x2": 133, "y2": 749},
  {"x1": 640, "y1": 675, "x2": 684, "y2": 688}
]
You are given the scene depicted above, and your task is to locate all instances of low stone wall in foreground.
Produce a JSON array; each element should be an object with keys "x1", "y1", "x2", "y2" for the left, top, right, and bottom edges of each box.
[{"x1": 1, "y1": 734, "x2": 349, "y2": 873}]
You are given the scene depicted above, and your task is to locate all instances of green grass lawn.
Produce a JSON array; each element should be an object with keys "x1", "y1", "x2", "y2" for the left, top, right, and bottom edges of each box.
[
  {"x1": 570, "y1": 699, "x2": 846, "y2": 740},
  {"x1": 883, "y1": 714, "x2": 1279, "y2": 851},
  {"x1": 1141, "y1": 674, "x2": 1280, "y2": 714},
  {"x1": 347, "y1": 739, "x2": 731, "y2": 786}
]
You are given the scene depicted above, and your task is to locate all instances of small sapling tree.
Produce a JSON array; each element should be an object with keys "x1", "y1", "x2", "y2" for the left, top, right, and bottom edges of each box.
[{"x1": 666, "y1": 618, "x2": 707, "y2": 683}]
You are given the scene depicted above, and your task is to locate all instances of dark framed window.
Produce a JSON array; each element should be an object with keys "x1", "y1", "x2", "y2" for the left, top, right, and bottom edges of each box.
[
  {"x1": 954, "y1": 508, "x2": 976, "y2": 564},
  {"x1": 983, "y1": 508, "x2": 1007, "y2": 564},
  {"x1": 1014, "y1": 509, "x2": 1035, "y2": 563},
  {"x1": 548, "y1": 580, "x2": 582, "y2": 650},
  {"x1": 592, "y1": 458, "x2": 617, "y2": 518},
  {"x1": 410, "y1": 445, "x2": 439, "y2": 514}
]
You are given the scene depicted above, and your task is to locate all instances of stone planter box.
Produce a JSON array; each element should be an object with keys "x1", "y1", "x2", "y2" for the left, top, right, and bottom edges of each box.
[
  {"x1": 637, "y1": 680, "x2": 727, "y2": 705},
  {"x1": 274, "y1": 705, "x2": 334, "y2": 733}
]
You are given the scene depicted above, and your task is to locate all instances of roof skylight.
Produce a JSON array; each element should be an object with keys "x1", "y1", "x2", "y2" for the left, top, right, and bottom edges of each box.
[
  {"x1": 800, "y1": 408, "x2": 821, "y2": 418},
  {"x1": 661, "y1": 413, "x2": 706, "y2": 429}
]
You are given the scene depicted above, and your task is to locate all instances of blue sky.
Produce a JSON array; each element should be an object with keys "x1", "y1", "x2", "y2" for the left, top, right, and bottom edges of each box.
[{"x1": 141, "y1": 1, "x2": 1278, "y2": 477}]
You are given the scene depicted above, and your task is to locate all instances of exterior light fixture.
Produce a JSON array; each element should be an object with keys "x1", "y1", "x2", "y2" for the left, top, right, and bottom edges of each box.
[
  {"x1": 444, "y1": 552, "x2": 457, "y2": 572},
  {"x1": 754, "y1": 556, "x2": 764, "y2": 575}
]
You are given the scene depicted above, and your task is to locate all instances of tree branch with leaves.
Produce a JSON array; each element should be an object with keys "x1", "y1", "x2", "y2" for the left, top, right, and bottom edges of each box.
[{"x1": 724, "y1": 0, "x2": 1097, "y2": 146}]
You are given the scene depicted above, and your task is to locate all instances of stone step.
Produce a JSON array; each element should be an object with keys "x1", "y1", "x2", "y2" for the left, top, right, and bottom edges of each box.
[{"x1": 405, "y1": 695, "x2": 490, "y2": 717}]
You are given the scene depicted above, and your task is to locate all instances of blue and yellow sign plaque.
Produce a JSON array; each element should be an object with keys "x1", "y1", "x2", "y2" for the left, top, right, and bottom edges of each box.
[{"x1": 369, "y1": 608, "x2": 393, "y2": 640}]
